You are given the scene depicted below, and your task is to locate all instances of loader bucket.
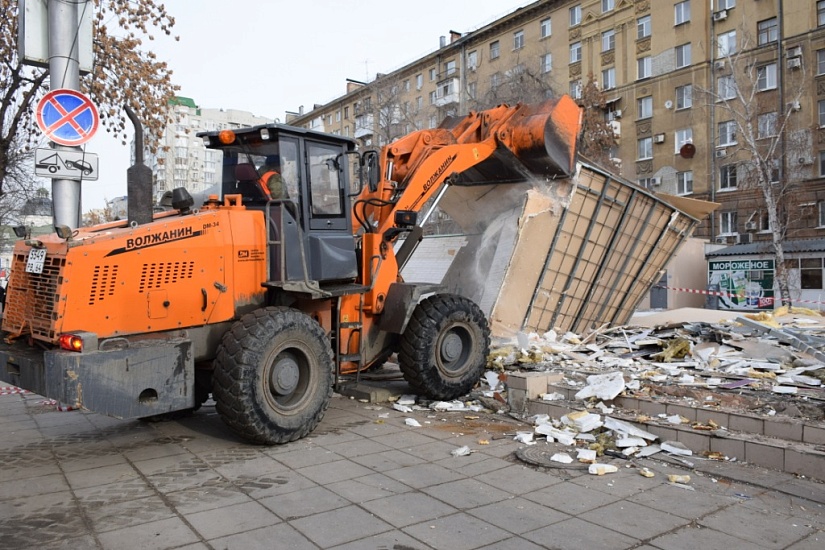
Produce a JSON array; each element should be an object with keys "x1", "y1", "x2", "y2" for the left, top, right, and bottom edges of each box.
[{"x1": 443, "y1": 95, "x2": 582, "y2": 185}]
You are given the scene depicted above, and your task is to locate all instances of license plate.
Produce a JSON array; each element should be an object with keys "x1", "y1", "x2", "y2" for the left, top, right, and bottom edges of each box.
[{"x1": 25, "y1": 248, "x2": 47, "y2": 274}]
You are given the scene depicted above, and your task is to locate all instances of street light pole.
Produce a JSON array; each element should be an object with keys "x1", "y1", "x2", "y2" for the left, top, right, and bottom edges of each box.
[{"x1": 47, "y1": 0, "x2": 84, "y2": 229}]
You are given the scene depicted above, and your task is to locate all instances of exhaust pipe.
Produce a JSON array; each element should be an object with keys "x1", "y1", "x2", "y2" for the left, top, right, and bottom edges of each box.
[{"x1": 124, "y1": 105, "x2": 154, "y2": 226}]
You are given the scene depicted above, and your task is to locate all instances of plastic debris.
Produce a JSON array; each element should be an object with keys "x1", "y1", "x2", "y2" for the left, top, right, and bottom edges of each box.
[
  {"x1": 541, "y1": 392, "x2": 566, "y2": 401},
  {"x1": 393, "y1": 403, "x2": 413, "y2": 413},
  {"x1": 484, "y1": 370, "x2": 502, "y2": 391},
  {"x1": 639, "y1": 467, "x2": 655, "y2": 478},
  {"x1": 575, "y1": 371, "x2": 626, "y2": 401},
  {"x1": 561, "y1": 410, "x2": 603, "y2": 432},
  {"x1": 636, "y1": 445, "x2": 662, "y2": 457},
  {"x1": 667, "y1": 474, "x2": 691, "y2": 484},
  {"x1": 604, "y1": 417, "x2": 658, "y2": 441},
  {"x1": 514, "y1": 431, "x2": 535, "y2": 444},
  {"x1": 451, "y1": 445, "x2": 472, "y2": 457},
  {"x1": 616, "y1": 437, "x2": 647, "y2": 448},
  {"x1": 534, "y1": 423, "x2": 576, "y2": 446},
  {"x1": 397, "y1": 394, "x2": 417, "y2": 406},
  {"x1": 405, "y1": 418, "x2": 422, "y2": 427},
  {"x1": 589, "y1": 463, "x2": 618, "y2": 475},
  {"x1": 577, "y1": 448, "x2": 597, "y2": 463},
  {"x1": 551, "y1": 453, "x2": 574, "y2": 464},
  {"x1": 661, "y1": 441, "x2": 693, "y2": 456}
]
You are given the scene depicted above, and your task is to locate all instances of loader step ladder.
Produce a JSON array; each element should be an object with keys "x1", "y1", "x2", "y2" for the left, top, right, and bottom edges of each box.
[{"x1": 331, "y1": 296, "x2": 365, "y2": 390}]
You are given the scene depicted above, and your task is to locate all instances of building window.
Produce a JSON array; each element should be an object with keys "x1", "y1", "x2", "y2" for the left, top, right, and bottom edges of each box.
[
  {"x1": 638, "y1": 178, "x2": 655, "y2": 189},
  {"x1": 758, "y1": 112, "x2": 778, "y2": 138},
  {"x1": 602, "y1": 0, "x2": 615, "y2": 12},
  {"x1": 718, "y1": 30, "x2": 736, "y2": 57},
  {"x1": 570, "y1": 80, "x2": 582, "y2": 99},
  {"x1": 429, "y1": 68, "x2": 436, "y2": 80},
  {"x1": 757, "y1": 63, "x2": 777, "y2": 91},
  {"x1": 718, "y1": 120, "x2": 737, "y2": 146},
  {"x1": 429, "y1": 90, "x2": 437, "y2": 104},
  {"x1": 541, "y1": 53, "x2": 552, "y2": 74},
  {"x1": 570, "y1": 42, "x2": 582, "y2": 63},
  {"x1": 602, "y1": 29, "x2": 615, "y2": 52},
  {"x1": 416, "y1": 96, "x2": 423, "y2": 110},
  {"x1": 801, "y1": 258, "x2": 823, "y2": 289},
  {"x1": 467, "y1": 50, "x2": 478, "y2": 70},
  {"x1": 637, "y1": 57, "x2": 651, "y2": 80},
  {"x1": 638, "y1": 137, "x2": 653, "y2": 160},
  {"x1": 676, "y1": 84, "x2": 692, "y2": 109},
  {"x1": 819, "y1": 201, "x2": 825, "y2": 226},
  {"x1": 675, "y1": 1, "x2": 690, "y2": 25},
  {"x1": 676, "y1": 43, "x2": 691, "y2": 68},
  {"x1": 720, "y1": 164, "x2": 738, "y2": 190},
  {"x1": 717, "y1": 75, "x2": 737, "y2": 100},
  {"x1": 718, "y1": 0, "x2": 735, "y2": 9},
  {"x1": 514, "y1": 30, "x2": 525, "y2": 50},
  {"x1": 541, "y1": 17, "x2": 552, "y2": 38},
  {"x1": 490, "y1": 72, "x2": 500, "y2": 89},
  {"x1": 675, "y1": 128, "x2": 692, "y2": 153},
  {"x1": 677, "y1": 171, "x2": 693, "y2": 195},
  {"x1": 490, "y1": 41, "x2": 500, "y2": 60},
  {"x1": 637, "y1": 15, "x2": 651, "y2": 39},
  {"x1": 467, "y1": 82, "x2": 476, "y2": 99},
  {"x1": 757, "y1": 18, "x2": 778, "y2": 46},
  {"x1": 603, "y1": 67, "x2": 616, "y2": 89},
  {"x1": 570, "y1": 4, "x2": 581, "y2": 26},
  {"x1": 818, "y1": 50, "x2": 825, "y2": 75},
  {"x1": 719, "y1": 211, "x2": 737, "y2": 234},
  {"x1": 820, "y1": 151, "x2": 825, "y2": 176},
  {"x1": 820, "y1": 1, "x2": 825, "y2": 26},
  {"x1": 444, "y1": 60, "x2": 456, "y2": 76},
  {"x1": 416, "y1": 74, "x2": 423, "y2": 89},
  {"x1": 637, "y1": 96, "x2": 653, "y2": 119}
]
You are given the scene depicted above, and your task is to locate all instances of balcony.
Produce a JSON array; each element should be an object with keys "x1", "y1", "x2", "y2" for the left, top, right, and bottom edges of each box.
[
  {"x1": 354, "y1": 114, "x2": 374, "y2": 139},
  {"x1": 434, "y1": 77, "x2": 460, "y2": 107}
]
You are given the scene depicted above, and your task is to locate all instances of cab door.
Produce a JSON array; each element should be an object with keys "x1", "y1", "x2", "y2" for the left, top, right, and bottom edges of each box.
[{"x1": 304, "y1": 140, "x2": 357, "y2": 281}]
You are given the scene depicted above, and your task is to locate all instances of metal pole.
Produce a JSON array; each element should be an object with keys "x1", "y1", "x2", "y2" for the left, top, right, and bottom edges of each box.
[{"x1": 48, "y1": 0, "x2": 83, "y2": 229}]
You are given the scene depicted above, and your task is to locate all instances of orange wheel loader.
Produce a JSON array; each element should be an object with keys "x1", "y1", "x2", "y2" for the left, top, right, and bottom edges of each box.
[{"x1": 0, "y1": 96, "x2": 581, "y2": 444}]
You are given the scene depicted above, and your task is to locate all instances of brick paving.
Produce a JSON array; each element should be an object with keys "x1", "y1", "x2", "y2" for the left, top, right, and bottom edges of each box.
[{"x1": 1, "y1": 389, "x2": 823, "y2": 549}]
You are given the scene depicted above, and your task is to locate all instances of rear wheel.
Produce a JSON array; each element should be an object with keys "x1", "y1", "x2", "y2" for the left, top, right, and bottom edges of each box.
[
  {"x1": 398, "y1": 294, "x2": 490, "y2": 400},
  {"x1": 212, "y1": 307, "x2": 334, "y2": 444}
]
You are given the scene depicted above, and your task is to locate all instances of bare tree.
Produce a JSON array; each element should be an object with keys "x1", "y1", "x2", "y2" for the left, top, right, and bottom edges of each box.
[
  {"x1": 696, "y1": 24, "x2": 806, "y2": 306},
  {"x1": 578, "y1": 73, "x2": 618, "y2": 169},
  {"x1": 0, "y1": 0, "x2": 180, "y2": 194},
  {"x1": 472, "y1": 62, "x2": 558, "y2": 111}
]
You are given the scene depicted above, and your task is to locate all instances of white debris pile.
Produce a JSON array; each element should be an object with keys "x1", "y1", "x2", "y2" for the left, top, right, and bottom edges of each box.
[{"x1": 491, "y1": 309, "x2": 825, "y2": 423}]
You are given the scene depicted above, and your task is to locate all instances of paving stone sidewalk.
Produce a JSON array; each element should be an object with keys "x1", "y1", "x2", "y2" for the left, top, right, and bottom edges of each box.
[{"x1": 0, "y1": 389, "x2": 823, "y2": 550}]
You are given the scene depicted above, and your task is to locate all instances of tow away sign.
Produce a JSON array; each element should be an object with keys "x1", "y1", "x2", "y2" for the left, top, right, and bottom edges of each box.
[{"x1": 34, "y1": 148, "x2": 99, "y2": 180}]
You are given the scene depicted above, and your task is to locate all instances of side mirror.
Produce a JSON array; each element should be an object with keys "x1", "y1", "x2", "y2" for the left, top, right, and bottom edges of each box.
[{"x1": 362, "y1": 150, "x2": 380, "y2": 192}]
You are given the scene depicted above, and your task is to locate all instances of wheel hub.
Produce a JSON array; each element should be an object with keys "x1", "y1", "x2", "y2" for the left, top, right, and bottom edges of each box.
[
  {"x1": 440, "y1": 331, "x2": 464, "y2": 364},
  {"x1": 270, "y1": 354, "x2": 300, "y2": 396}
]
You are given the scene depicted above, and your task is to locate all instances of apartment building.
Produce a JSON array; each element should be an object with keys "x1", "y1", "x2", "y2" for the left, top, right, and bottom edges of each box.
[
  {"x1": 286, "y1": 0, "x2": 825, "y2": 306},
  {"x1": 148, "y1": 96, "x2": 272, "y2": 199}
]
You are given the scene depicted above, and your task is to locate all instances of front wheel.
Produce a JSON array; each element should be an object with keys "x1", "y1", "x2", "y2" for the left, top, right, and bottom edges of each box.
[
  {"x1": 212, "y1": 307, "x2": 334, "y2": 444},
  {"x1": 398, "y1": 294, "x2": 490, "y2": 400}
]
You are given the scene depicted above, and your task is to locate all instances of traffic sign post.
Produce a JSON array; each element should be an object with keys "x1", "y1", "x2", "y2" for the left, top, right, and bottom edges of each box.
[{"x1": 36, "y1": 89, "x2": 99, "y2": 146}]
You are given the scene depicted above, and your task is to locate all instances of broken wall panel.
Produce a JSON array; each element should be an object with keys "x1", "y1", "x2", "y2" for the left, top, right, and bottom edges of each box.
[{"x1": 438, "y1": 162, "x2": 717, "y2": 337}]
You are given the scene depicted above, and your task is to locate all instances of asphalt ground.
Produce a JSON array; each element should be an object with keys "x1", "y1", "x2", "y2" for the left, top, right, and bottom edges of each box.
[{"x1": 1, "y1": 387, "x2": 823, "y2": 550}]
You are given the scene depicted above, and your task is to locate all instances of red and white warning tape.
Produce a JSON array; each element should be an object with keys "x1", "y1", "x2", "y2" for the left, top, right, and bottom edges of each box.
[
  {"x1": 654, "y1": 284, "x2": 825, "y2": 307},
  {"x1": 39, "y1": 399, "x2": 76, "y2": 412},
  {"x1": 0, "y1": 386, "x2": 29, "y2": 396}
]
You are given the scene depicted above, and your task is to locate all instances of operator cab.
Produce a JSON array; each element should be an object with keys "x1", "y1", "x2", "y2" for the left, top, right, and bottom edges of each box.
[{"x1": 199, "y1": 124, "x2": 360, "y2": 287}]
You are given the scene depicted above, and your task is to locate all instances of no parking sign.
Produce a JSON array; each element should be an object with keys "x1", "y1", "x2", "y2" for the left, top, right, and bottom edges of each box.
[{"x1": 36, "y1": 89, "x2": 99, "y2": 146}]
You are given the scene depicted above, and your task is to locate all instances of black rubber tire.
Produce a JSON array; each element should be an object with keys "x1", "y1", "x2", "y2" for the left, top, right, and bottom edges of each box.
[
  {"x1": 212, "y1": 307, "x2": 334, "y2": 444},
  {"x1": 398, "y1": 294, "x2": 490, "y2": 400}
]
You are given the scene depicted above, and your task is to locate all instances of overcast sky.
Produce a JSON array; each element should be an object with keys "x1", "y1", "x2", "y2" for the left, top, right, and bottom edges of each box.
[{"x1": 78, "y1": 0, "x2": 529, "y2": 211}]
